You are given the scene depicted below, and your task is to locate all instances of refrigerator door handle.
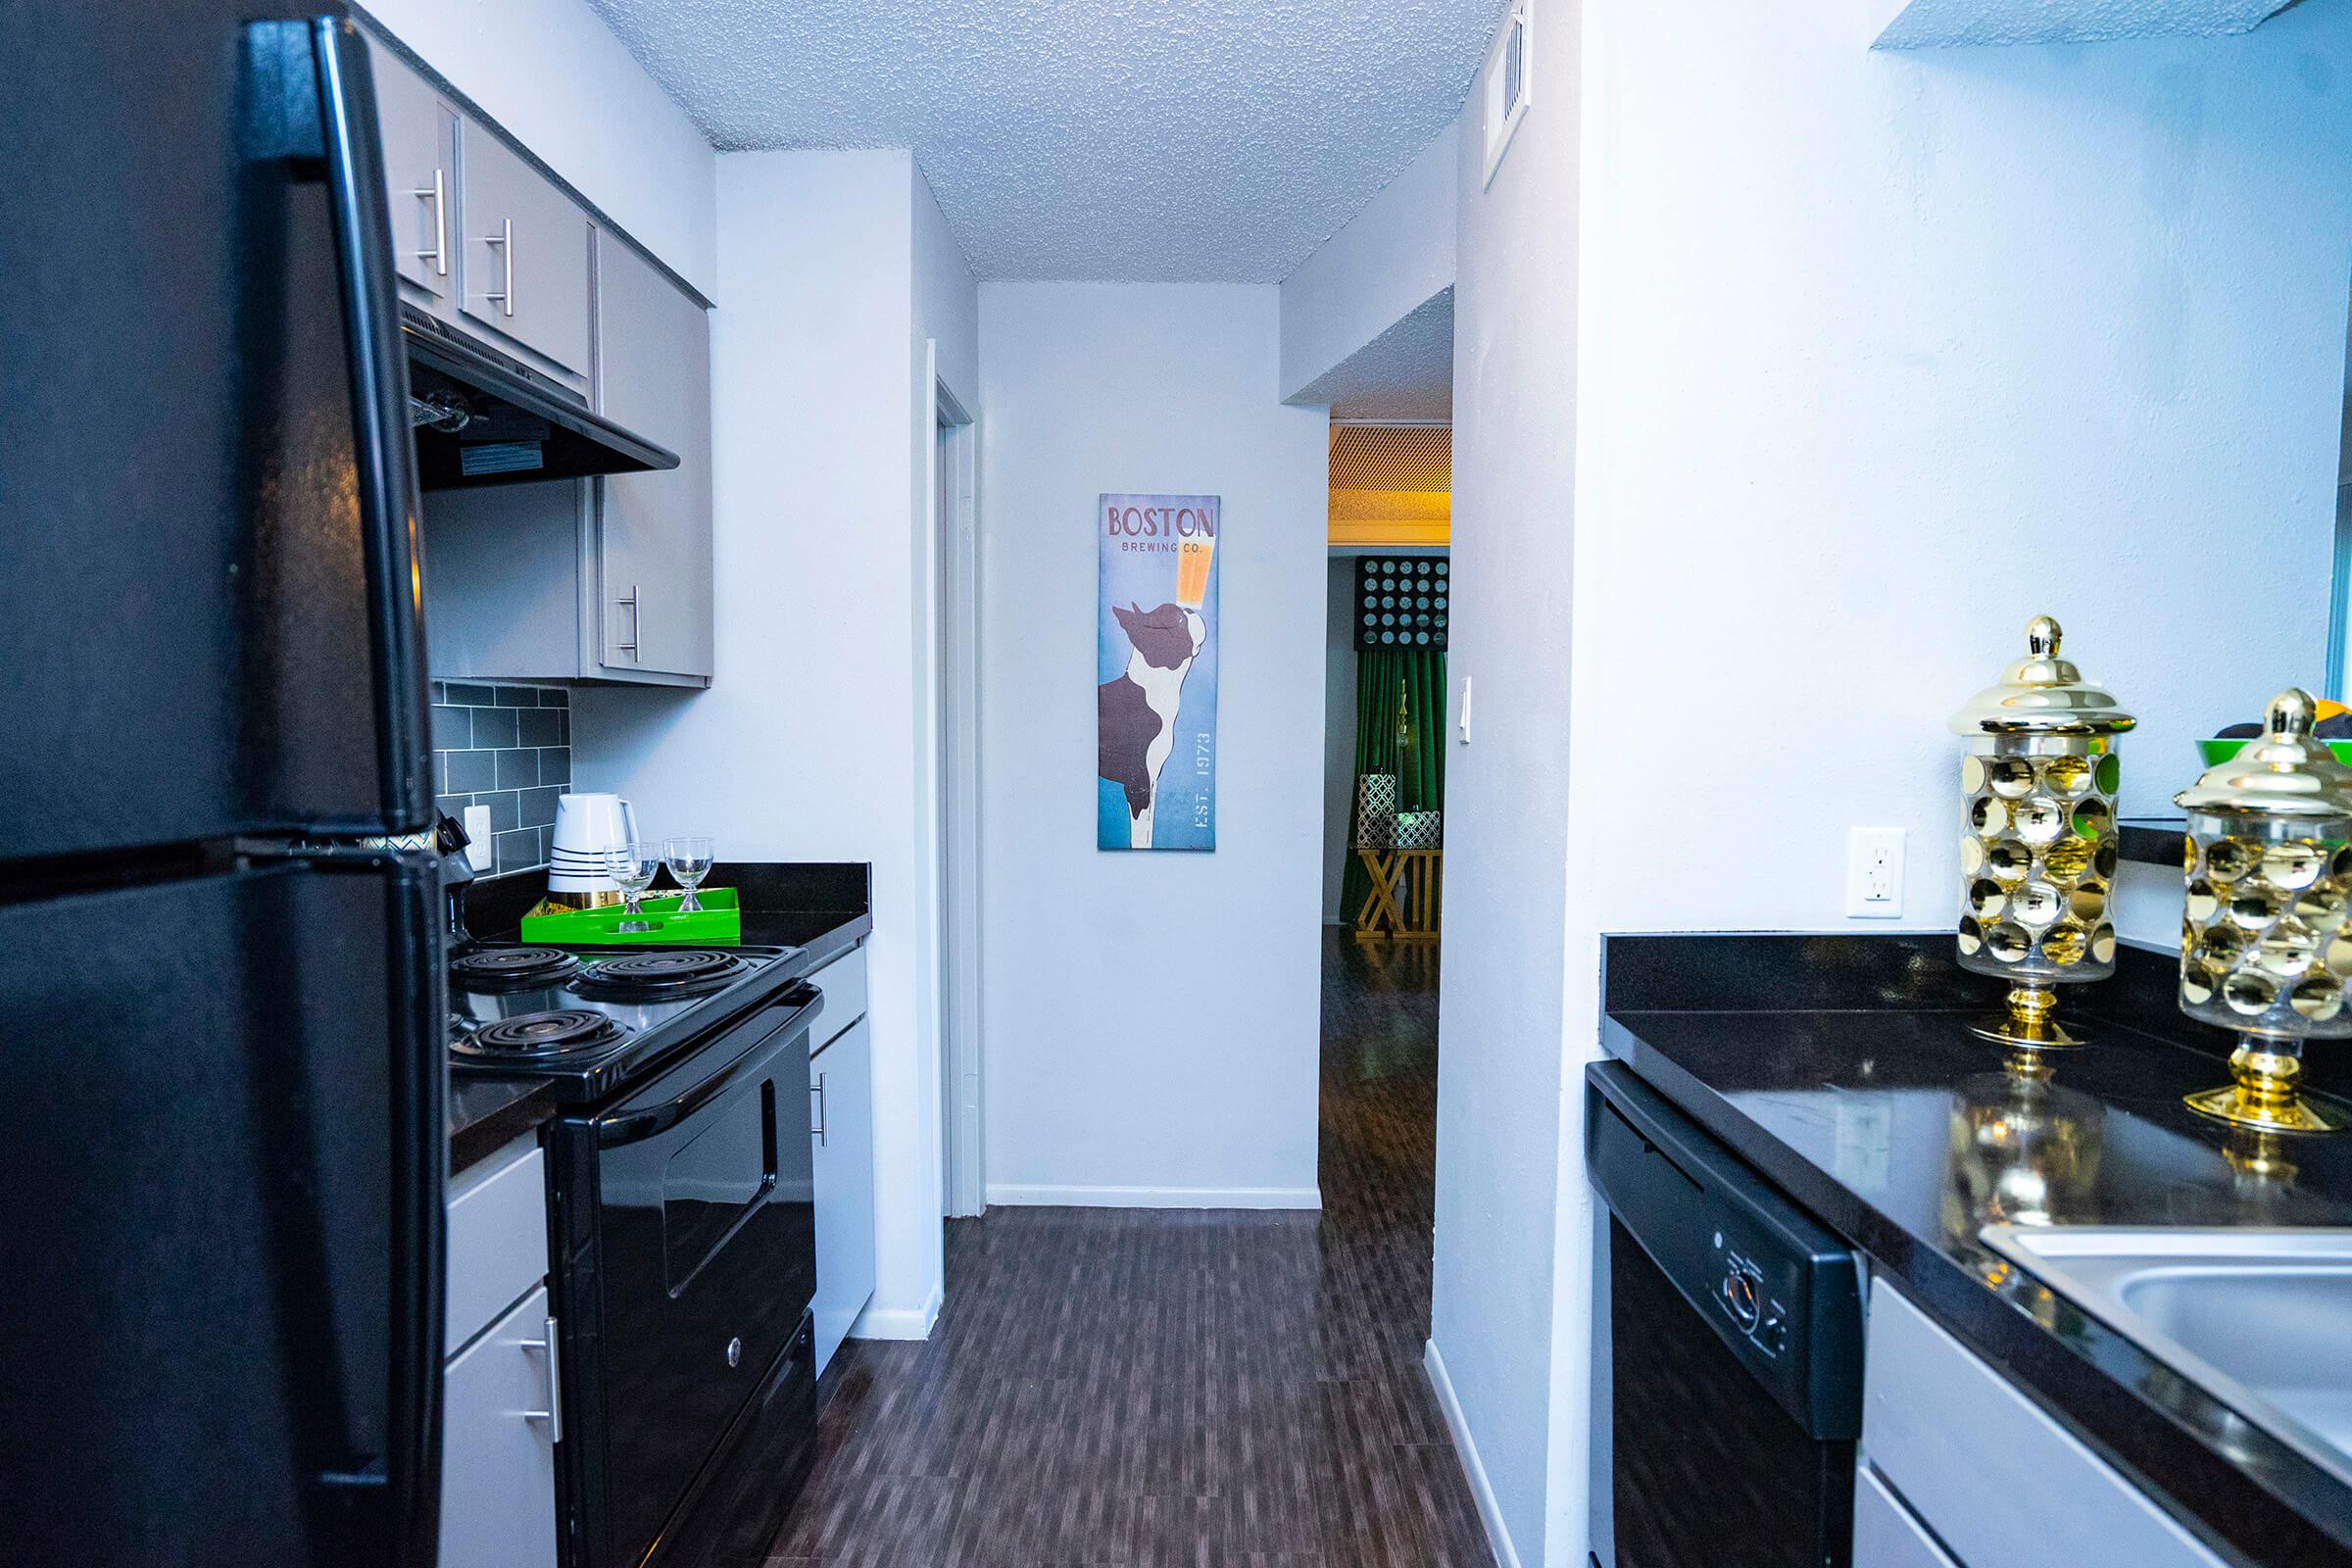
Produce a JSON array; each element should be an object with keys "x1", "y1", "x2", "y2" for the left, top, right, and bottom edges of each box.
[
  {"x1": 245, "y1": 24, "x2": 447, "y2": 1556},
  {"x1": 376, "y1": 850, "x2": 449, "y2": 1563},
  {"x1": 310, "y1": 15, "x2": 435, "y2": 833}
]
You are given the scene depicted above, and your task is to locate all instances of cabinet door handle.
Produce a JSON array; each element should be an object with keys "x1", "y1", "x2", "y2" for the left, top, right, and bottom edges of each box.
[
  {"x1": 518, "y1": 1315, "x2": 563, "y2": 1444},
  {"x1": 411, "y1": 167, "x2": 447, "y2": 275},
  {"x1": 614, "y1": 584, "x2": 640, "y2": 661},
  {"x1": 810, "y1": 1071, "x2": 827, "y2": 1146},
  {"x1": 481, "y1": 216, "x2": 514, "y2": 316}
]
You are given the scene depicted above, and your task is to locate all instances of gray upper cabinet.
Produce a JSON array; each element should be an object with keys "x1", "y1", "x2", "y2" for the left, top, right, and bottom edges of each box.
[
  {"x1": 456, "y1": 120, "x2": 593, "y2": 379},
  {"x1": 594, "y1": 232, "x2": 713, "y2": 680},
  {"x1": 367, "y1": 37, "x2": 456, "y2": 309},
  {"x1": 372, "y1": 20, "x2": 713, "y2": 689},
  {"x1": 420, "y1": 232, "x2": 714, "y2": 689}
]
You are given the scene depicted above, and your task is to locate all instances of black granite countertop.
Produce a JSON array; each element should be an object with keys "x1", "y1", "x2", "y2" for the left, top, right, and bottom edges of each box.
[
  {"x1": 447, "y1": 861, "x2": 871, "y2": 1174},
  {"x1": 1604, "y1": 934, "x2": 2352, "y2": 1568}
]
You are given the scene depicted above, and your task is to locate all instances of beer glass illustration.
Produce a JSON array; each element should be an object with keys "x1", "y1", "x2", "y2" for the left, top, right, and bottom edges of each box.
[{"x1": 1176, "y1": 536, "x2": 1215, "y2": 609}]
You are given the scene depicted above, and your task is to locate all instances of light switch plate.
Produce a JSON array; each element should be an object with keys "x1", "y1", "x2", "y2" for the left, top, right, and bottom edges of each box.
[
  {"x1": 465, "y1": 804, "x2": 494, "y2": 871},
  {"x1": 1846, "y1": 827, "x2": 1903, "y2": 917},
  {"x1": 1458, "y1": 674, "x2": 1473, "y2": 744}
]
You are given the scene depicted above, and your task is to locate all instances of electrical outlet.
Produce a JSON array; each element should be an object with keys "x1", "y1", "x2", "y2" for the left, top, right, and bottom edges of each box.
[
  {"x1": 465, "y1": 804, "x2": 494, "y2": 871},
  {"x1": 1846, "y1": 827, "x2": 1903, "y2": 917}
]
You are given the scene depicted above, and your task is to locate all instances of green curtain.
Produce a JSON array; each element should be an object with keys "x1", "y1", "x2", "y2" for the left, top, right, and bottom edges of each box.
[{"x1": 1340, "y1": 648, "x2": 1447, "y2": 921}]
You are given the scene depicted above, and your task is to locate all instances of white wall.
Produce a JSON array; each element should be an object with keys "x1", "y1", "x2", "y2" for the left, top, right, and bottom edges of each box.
[
  {"x1": 1280, "y1": 122, "x2": 1460, "y2": 404},
  {"x1": 360, "y1": 0, "x2": 716, "y2": 295},
  {"x1": 576, "y1": 149, "x2": 969, "y2": 1338},
  {"x1": 1429, "y1": 6, "x2": 2352, "y2": 1567},
  {"x1": 975, "y1": 282, "x2": 1329, "y2": 1207},
  {"x1": 1425, "y1": 15, "x2": 1584, "y2": 1561},
  {"x1": 1323, "y1": 560, "x2": 1358, "y2": 924},
  {"x1": 1571, "y1": 1, "x2": 2352, "y2": 951}
]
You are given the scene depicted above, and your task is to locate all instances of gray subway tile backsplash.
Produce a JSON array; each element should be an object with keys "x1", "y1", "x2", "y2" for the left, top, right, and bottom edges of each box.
[
  {"x1": 446, "y1": 748, "x2": 496, "y2": 793},
  {"x1": 469, "y1": 706, "x2": 519, "y2": 750},
  {"x1": 430, "y1": 680, "x2": 574, "y2": 878},
  {"x1": 519, "y1": 784, "x2": 564, "y2": 830},
  {"x1": 494, "y1": 826, "x2": 548, "y2": 875},
  {"x1": 494, "y1": 747, "x2": 538, "y2": 790}
]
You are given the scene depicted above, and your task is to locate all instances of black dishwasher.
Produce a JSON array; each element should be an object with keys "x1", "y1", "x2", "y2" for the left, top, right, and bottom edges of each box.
[{"x1": 1585, "y1": 1062, "x2": 1864, "y2": 1568}]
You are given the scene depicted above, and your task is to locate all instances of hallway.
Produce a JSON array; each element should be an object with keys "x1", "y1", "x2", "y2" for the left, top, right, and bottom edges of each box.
[{"x1": 752, "y1": 932, "x2": 1483, "y2": 1566}]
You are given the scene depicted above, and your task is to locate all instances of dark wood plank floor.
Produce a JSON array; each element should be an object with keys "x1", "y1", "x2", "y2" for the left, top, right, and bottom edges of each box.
[{"x1": 740, "y1": 931, "x2": 1488, "y2": 1567}]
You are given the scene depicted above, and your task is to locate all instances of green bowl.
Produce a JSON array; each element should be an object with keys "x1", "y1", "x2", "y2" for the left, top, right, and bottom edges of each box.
[{"x1": 2197, "y1": 738, "x2": 2352, "y2": 767}]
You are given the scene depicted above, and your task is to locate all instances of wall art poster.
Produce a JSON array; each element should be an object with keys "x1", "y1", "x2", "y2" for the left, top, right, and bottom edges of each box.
[{"x1": 1097, "y1": 492, "x2": 1218, "y2": 851}]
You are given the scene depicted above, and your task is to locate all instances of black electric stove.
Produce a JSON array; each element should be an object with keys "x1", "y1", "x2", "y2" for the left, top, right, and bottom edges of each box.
[{"x1": 447, "y1": 940, "x2": 804, "y2": 1102}]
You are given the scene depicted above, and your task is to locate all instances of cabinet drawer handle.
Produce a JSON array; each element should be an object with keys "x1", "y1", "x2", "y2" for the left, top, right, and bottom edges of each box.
[
  {"x1": 810, "y1": 1071, "x2": 827, "y2": 1146},
  {"x1": 482, "y1": 216, "x2": 514, "y2": 316},
  {"x1": 411, "y1": 167, "x2": 447, "y2": 275},
  {"x1": 614, "y1": 583, "x2": 640, "y2": 660},
  {"x1": 517, "y1": 1315, "x2": 563, "y2": 1444}
]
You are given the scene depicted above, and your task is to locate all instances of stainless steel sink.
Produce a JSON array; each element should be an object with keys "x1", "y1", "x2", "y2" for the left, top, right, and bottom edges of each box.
[{"x1": 1981, "y1": 1227, "x2": 2352, "y2": 1488}]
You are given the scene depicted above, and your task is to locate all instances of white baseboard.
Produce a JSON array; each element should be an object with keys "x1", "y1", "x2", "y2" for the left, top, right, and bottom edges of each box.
[
  {"x1": 985, "y1": 1182, "x2": 1323, "y2": 1210},
  {"x1": 1425, "y1": 1338, "x2": 1524, "y2": 1568},
  {"x1": 849, "y1": 1281, "x2": 943, "y2": 1342}
]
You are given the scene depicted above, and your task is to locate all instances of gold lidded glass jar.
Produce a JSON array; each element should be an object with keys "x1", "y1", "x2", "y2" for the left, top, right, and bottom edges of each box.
[
  {"x1": 2174, "y1": 688, "x2": 2352, "y2": 1134},
  {"x1": 1947, "y1": 616, "x2": 2133, "y2": 1050}
]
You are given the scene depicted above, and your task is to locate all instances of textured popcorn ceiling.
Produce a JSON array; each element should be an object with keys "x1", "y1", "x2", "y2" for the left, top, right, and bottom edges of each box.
[
  {"x1": 1294, "y1": 288, "x2": 1452, "y2": 420},
  {"x1": 1875, "y1": 0, "x2": 2295, "y2": 48},
  {"x1": 584, "y1": 0, "x2": 1507, "y2": 280}
]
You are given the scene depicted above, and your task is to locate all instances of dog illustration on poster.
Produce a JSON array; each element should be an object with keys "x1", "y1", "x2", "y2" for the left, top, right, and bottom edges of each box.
[{"x1": 1097, "y1": 494, "x2": 1217, "y2": 851}]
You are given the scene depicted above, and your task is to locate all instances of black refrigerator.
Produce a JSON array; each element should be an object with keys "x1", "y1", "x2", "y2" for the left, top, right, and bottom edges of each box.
[{"x1": 0, "y1": 7, "x2": 445, "y2": 1564}]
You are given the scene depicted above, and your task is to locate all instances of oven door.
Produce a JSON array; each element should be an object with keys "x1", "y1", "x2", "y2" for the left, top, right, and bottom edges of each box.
[{"x1": 557, "y1": 987, "x2": 819, "y2": 1568}]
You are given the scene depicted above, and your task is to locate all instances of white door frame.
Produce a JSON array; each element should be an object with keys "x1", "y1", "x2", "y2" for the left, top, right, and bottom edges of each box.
[{"x1": 932, "y1": 371, "x2": 986, "y2": 1217}]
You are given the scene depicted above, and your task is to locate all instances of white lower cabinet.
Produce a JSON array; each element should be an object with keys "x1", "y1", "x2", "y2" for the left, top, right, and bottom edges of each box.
[
  {"x1": 439, "y1": 1283, "x2": 560, "y2": 1568},
  {"x1": 1861, "y1": 1277, "x2": 2226, "y2": 1568},
  {"x1": 810, "y1": 1015, "x2": 876, "y2": 1374},
  {"x1": 1853, "y1": 1461, "x2": 1958, "y2": 1568}
]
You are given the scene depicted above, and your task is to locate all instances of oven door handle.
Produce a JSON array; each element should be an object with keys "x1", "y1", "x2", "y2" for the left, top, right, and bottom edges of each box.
[{"x1": 596, "y1": 990, "x2": 821, "y2": 1147}]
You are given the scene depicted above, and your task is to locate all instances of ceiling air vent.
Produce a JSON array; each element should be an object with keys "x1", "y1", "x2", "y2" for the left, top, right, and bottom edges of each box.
[{"x1": 1482, "y1": 0, "x2": 1531, "y2": 188}]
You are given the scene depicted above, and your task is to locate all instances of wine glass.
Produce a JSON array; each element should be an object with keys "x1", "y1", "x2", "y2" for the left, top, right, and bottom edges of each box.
[
  {"x1": 663, "y1": 836, "x2": 715, "y2": 913},
  {"x1": 604, "y1": 841, "x2": 662, "y2": 932}
]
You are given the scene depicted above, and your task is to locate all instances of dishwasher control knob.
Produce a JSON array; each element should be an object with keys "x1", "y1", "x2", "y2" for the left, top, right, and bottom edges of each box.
[{"x1": 1722, "y1": 1268, "x2": 1760, "y2": 1332}]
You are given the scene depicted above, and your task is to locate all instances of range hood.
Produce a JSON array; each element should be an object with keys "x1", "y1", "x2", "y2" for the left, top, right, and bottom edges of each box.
[{"x1": 402, "y1": 307, "x2": 678, "y2": 491}]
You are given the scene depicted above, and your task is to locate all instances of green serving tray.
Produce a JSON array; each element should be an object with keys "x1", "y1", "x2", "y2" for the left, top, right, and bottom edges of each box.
[{"x1": 519, "y1": 887, "x2": 741, "y2": 945}]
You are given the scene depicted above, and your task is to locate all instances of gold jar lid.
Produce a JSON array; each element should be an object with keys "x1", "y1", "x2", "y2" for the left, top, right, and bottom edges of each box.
[
  {"x1": 2176, "y1": 689, "x2": 2352, "y2": 820},
  {"x1": 1948, "y1": 616, "x2": 2135, "y2": 737}
]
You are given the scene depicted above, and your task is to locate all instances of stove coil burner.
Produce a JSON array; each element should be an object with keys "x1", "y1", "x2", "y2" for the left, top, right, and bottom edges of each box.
[
  {"x1": 455, "y1": 1008, "x2": 630, "y2": 1058},
  {"x1": 451, "y1": 946, "x2": 582, "y2": 992},
  {"x1": 570, "y1": 949, "x2": 749, "y2": 1000}
]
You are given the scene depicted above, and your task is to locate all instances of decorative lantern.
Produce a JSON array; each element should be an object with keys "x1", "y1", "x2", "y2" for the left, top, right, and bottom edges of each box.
[
  {"x1": 2173, "y1": 689, "x2": 2352, "y2": 1135},
  {"x1": 1947, "y1": 616, "x2": 2133, "y2": 1049}
]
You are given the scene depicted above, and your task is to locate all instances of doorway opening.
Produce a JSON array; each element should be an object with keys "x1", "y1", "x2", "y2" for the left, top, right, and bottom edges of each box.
[
  {"x1": 1317, "y1": 416, "x2": 1451, "y2": 1305},
  {"x1": 1323, "y1": 422, "x2": 1452, "y2": 944}
]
